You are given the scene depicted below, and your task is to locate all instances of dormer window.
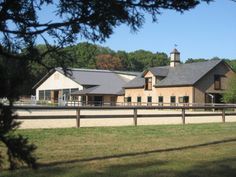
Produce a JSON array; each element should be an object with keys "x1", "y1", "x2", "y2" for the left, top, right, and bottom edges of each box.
[{"x1": 145, "y1": 77, "x2": 152, "y2": 90}]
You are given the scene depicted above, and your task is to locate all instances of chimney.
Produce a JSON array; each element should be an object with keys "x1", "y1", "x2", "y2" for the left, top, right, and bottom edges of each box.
[{"x1": 170, "y1": 48, "x2": 180, "y2": 67}]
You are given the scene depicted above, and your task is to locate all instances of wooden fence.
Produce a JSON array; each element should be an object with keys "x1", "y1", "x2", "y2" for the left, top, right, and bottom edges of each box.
[{"x1": 12, "y1": 105, "x2": 236, "y2": 128}]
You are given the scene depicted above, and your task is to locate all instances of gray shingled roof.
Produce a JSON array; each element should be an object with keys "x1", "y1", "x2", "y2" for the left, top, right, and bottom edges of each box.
[
  {"x1": 55, "y1": 68, "x2": 138, "y2": 95},
  {"x1": 124, "y1": 60, "x2": 223, "y2": 88},
  {"x1": 123, "y1": 73, "x2": 145, "y2": 88},
  {"x1": 148, "y1": 67, "x2": 169, "y2": 77}
]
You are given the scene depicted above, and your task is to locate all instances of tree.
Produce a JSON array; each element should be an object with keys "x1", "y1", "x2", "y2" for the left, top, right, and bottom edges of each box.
[
  {"x1": 96, "y1": 54, "x2": 123, "y2": 70},
  {"x1": 0, "y1": 0, "x2": 214, "y2": 169},
  {"x1": 223, "y1": 77, "x2": 236, "y2": 103},
  {"x1": 185, "y1": 58, "x2": 207, "y2": 63}
]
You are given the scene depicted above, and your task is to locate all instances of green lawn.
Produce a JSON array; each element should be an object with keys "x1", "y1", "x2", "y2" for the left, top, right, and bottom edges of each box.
[{"x1": 1, "y1": 123, "x2": 236, "y2": 177}]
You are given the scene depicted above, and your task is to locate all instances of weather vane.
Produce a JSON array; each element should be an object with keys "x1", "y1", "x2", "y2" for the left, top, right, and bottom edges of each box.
[{"x1": 174, "y1": 44, "x2": 178, "y2": 48}]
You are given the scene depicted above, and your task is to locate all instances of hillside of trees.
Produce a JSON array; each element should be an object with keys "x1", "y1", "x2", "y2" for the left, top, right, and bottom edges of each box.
[
  {"x1": 28, "y1": 42, "x2": 170, "y2": 94},
  {"x1": 22, "y1": 42, "x2": 236, "y2": 95}
]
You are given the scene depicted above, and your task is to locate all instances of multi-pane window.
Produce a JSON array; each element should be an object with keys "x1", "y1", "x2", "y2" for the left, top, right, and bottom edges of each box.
[
  {"x1": 39, "y1": 90, "x2": 44, "y2": 100},
  {"x1": 145, "y1": 77, "x2": 152, "y2": 90},
  {"x1": 214, "y1": 75, "x2": 221, "y2": 90},
  {"x1": 45, "y1": 90, "x2": 51, "y2": 100}
]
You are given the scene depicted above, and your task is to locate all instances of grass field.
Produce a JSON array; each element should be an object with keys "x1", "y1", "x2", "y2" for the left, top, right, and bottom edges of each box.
[{"x1": 1, "y1": 123, "x2": 236, "y2": 177}]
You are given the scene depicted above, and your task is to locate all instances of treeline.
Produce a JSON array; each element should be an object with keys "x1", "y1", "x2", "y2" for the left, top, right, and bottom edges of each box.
[
  {"x1": 31, "y1": 42, "x2": 170, "y2": 72},
  {"x1": 185, "y1": 57, "x2": 236, "y2": 71},
  {"x1": 28, "y1": 42, "x2": 170, "y2": 94},
  {"x1": 13, "y1": 42, "x2": 236, "y2": 95}
]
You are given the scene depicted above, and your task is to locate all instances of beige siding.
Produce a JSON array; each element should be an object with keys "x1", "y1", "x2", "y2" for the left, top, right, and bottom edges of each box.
[
  {"x1": 125, "y1": 71, "x2": 194, "y2": 104},
  {"x1": 125, "y1": 86, "x2": 193, "y2": 104},
  {"x1": 117, "y1": 96, "x2": 124, "y2": 103},
  {"x1": 155, "y1": 86, "x2": 193, "y2": 103}
]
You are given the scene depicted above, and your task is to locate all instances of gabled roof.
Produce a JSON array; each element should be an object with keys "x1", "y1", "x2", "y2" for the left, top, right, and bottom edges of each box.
[
  {"x1": 33, "y1": 67, "x2": 140, "y2": 95},
  {"x1": 124, "y1": 59, "x2": 224, "y2": 88},
  {"x1": 55, "y1": 68, "x2": 139, "y2": 86},
  {"x1": 148, "y1": 67, "x2": 169, "y2": 77},
  {"x1": 156, "y1": 59, "x2": 222, "y2": 87}
]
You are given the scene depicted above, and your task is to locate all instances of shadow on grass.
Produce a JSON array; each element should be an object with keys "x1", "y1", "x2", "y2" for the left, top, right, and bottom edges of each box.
[
  {"x1": 1, "y1": 138, "x2": 235, "y2": 177},
  {"x1": 175, "y1": 157, "x2": 236, "y2": 177},
  {"x1": 2, "y1": 157, "x2": 235, "y2": 177},
  {"x1": 79, "y1": 157, "x2": 236, "y2": 177},
  {"x1": 40, "y1": 137, "x2": 236, "y2": 168}
]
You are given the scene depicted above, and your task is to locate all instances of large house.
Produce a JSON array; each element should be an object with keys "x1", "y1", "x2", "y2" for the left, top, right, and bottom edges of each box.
[
  {"x1": 33, "y1": 68, "x2": 139, "y2": 105},
  {"x1": 123, "y1": 49, "x2": 236, "y2": 105},
  {"x1": 33, "y1": 49, "x2": 236, "y2": 105}
]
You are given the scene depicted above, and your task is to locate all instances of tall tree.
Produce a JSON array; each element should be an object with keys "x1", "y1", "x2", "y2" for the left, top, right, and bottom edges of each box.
[
  {"x1": 0, "y1": 0, "x2": 214, "y2": 169},
  {"x1": 223, "y1": 77, "x2": 236, "y2": 103}
]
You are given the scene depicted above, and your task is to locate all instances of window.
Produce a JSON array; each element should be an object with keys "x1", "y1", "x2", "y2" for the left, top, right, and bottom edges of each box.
[
  {"x1": 63, "y1": 89, "x2": 70, "y2": 100},
  {"x1": 45, "y1": 90, "x2": 51, "y2": 100},
  {"x1": 127, "y1": 97, "x2": 132, "y2": 102},
  {"x1": 71, "y1": 88, "x2": 79, "y2": 93},
  {"x1": 147, "y1": 96, "x2": 152, "y2": 102},
  {"x1": 158, "y1": 96, "x2": 163, "y2": 106},
  {"x1": 147, "y1": 96, "x2": 152, "y2": 105},
  {"x1": 145, "y1": 77, "x2": 152, "y2": 90},
  {"x1": 125, "y1": 97, "x2": 132, "y2": 103},
  {"x1": 179, "y1": 96, "x2": 189, "y2": 103},
  {"x1": 125, "y1": 97, "x2": 132, "y2": 105},
  {"x1": 214, "y1": 75, "x2": 221, "y2": 90},
  {"x1": 39, "y1": 90, "x2": 44, "y2": 100},
  {"x1": 170, "y1": 96, "x2": 176, "y2": 106},
  {"x1": 137, "y1": 96, "x2": 141, "y2": 104},
  {"x1": 183, "y1": 96, "x2": 189, "y2": 103}
]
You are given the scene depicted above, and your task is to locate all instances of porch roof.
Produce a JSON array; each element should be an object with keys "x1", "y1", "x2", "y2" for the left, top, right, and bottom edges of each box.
[{"x1": 71, "y1": 85, "x2": 124, "y2": 96}]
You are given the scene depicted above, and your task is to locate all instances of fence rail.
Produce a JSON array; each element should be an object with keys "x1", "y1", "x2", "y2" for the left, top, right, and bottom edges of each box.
[{"x1": 10, "y1": 104, "x2": 236, "y2": 128}]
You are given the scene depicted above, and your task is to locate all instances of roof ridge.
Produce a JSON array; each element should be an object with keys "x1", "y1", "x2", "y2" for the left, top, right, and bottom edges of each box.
[
  {"x1": 56, "y1": 67, "x2": 140, "y2": 75},
  {"x1": 181, "y1": 59, "x2": 222, "y2": 66}
]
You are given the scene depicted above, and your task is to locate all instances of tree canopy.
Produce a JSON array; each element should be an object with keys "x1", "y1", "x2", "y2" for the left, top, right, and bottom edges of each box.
[
  {"x1": 0, "y1": 0, "x2": 216, "y2": 170},
  {"x1": 223, "y1": 77, "x2": 236, "y2": 103}
]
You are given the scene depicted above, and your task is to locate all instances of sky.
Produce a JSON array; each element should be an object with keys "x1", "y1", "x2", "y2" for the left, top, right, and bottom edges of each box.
[
  {"x1": 38, "y1": 0, "x2": 236, "y2": 62},
  {"x1": 96, "y1": 0, "x2": 236, "y2": 61}
]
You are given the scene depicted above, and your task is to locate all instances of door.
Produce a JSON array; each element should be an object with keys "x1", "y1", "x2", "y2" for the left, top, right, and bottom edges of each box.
[
  {"x1": 53, "y1": 90, "x2": 59, "y2": 103},
  {"x1": 94, "y1": 96, "x2": 103, "y2": 106}
]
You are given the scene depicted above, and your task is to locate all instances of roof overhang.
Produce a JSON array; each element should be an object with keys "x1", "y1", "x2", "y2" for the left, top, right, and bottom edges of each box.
[{"x1": 154, "y1": 84, "x2": 193, "y2": 88}]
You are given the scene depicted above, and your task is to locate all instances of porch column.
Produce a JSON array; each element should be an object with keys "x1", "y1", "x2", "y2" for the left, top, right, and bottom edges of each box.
[{"x1": 85, "y1": 95, "x2": 88, "y2": 105}]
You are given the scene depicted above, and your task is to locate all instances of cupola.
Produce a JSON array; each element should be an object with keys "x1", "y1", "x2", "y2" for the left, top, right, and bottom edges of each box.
[{"x1": 170, "y1": 48, "x2": 180, "y2": 67}]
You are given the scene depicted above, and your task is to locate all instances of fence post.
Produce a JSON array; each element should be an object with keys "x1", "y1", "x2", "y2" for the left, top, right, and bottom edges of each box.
[
  {"x1": 182, "y1": 108, "x2": 185, "y2": 125},
  {"x1": 133, "y1": 108, "x2": 138, "y2": 126},
  {"x1": 222, "y1": 108, "x2": 225, "y2": 123},
  {"x1": 76, "y1": 109, "x2": 81, "y2": 128}
]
